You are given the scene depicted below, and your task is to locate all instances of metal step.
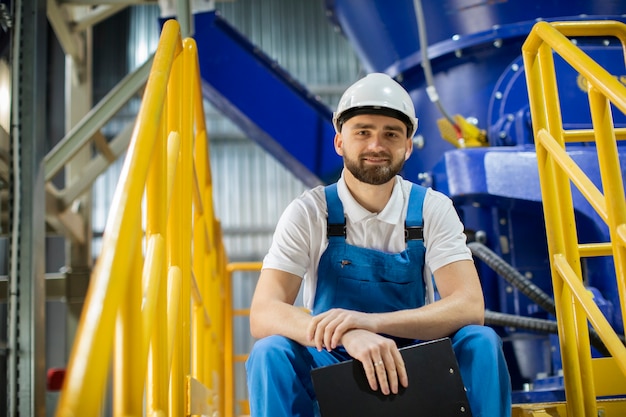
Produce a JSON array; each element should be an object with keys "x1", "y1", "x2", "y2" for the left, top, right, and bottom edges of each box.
[{"x1": 512, "y1": 398, "x2": 626, "y2": 416}]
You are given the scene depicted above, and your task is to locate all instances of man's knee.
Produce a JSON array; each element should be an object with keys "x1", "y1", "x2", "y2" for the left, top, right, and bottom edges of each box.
[
  {"x1": 454, "y1": 324, "x2": 502, "y2": 349},
  {"x1": 247, "y1": 335, "x2": 297, "y2": 369}
]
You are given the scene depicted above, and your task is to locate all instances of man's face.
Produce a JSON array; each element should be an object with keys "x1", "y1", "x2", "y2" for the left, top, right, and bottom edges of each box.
[{"x1": 335, "y1": 114, "x2": 413, "y2": 185}]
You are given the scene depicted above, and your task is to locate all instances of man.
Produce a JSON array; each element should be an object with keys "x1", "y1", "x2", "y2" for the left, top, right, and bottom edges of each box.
[{"x1": 246, "y1": 73, "x2": 511, "y2": 417}]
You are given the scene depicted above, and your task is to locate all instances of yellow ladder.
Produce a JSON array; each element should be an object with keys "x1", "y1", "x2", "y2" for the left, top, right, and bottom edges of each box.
[{"x1": 517, "y1": 19, "x2": 626, "y2": 416}]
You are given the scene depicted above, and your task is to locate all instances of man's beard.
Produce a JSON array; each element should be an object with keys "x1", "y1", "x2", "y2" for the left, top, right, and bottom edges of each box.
[{"x1": 343, "y1": 152, "x2": 404, "y2": 185}]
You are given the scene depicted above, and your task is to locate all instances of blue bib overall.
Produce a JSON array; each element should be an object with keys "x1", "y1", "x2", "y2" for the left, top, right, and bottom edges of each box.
[
  {"x1": 312, "y1": 183, "x2": 427, "y2": 331},
  {"x1": 246, "y1": 184, "x2": 512, "y2": 417}
]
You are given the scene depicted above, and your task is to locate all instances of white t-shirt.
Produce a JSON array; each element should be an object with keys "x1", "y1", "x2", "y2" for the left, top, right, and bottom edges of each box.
[{"x1": 262, "y1": 173, "x2": 472, "y2": 310}]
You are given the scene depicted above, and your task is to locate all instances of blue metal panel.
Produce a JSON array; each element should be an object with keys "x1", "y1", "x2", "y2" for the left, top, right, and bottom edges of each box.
[
  {"x1": 325, "y1": 1, "x2": 626, "y2": 185},
  {"x1": 325, "y1": 0, "x2": 626, "y2": 74},
  {"x1": 193, "y1": 11, "x2": 340, "y2": 187},
  {"x1": 446, "y1": 145, "x2": 626, "y2": 328},
  {"x1": 489, "y1": 43, "x2": 626, "y2": 147}
]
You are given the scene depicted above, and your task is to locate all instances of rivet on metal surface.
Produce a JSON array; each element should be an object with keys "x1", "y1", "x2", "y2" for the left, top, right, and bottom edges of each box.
[{"x1": 413, "y1": 134, "x2": 425, "y2": 149}]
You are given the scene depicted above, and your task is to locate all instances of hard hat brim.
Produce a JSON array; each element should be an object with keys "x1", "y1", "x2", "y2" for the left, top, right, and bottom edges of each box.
[{"x1": 335, "y1": 105, "x2": 417, "y2": 138}]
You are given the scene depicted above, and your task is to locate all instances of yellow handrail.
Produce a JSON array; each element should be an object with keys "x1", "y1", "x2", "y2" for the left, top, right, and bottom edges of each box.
[
  {"x1": 522, "y1": 20, "x2": 626, "y2": 416},
  {"x1": 225, "y1": 262, "x2": 263, "y2": 417},
  {"x1": 55, "y1": 19, "x2": 228, "y2": 416}
]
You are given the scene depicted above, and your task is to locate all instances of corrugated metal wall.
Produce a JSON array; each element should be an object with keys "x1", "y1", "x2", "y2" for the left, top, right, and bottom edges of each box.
[{"x1": 212, "y1": 0, "x2": 361, "y2": 261}]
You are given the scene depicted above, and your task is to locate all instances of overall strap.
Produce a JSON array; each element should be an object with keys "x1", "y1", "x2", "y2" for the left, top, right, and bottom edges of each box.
[
  {"x1": 405, "y1": 184, "x2": 427, "y2": 241},
  {"x1": 324, "y1": 184, "x2": 346, "y2": 239},
  {"x1": 325, "y1": 182, "x2": 427, "y2": 241}
]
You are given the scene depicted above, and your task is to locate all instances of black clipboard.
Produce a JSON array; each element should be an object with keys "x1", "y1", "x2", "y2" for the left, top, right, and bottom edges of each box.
[{"x1": 311, "y1": 337, "x2": 472, "y2": 417}]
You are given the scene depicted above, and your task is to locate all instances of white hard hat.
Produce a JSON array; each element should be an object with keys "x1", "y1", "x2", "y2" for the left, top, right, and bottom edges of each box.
[{"x1": 333, "y1": 73, "x2": 418, "y2": 138}]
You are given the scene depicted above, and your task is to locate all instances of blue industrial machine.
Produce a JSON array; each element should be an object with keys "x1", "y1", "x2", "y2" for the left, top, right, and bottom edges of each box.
[{"x1": 190, "y1": 0, "x2": 626, "y2": 405}]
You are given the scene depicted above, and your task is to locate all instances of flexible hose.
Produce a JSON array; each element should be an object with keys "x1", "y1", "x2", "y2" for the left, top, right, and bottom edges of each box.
[
  {"x1": 468, "y1": 242, "x2": 556, "y2": 315},
  {"x1": 468, "y1": 242, "x2": 616, "y2": 356},
  {"x1": 485, "y1": 310, "x2": 558, "y2": 334},
  {"x1": 412, "y1": 0, "x2": 457, "y2": 128}
]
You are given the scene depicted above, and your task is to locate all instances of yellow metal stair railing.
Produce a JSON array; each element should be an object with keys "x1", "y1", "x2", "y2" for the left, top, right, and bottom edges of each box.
[
  {"x1": 225, "y1": 262, "x2": 263, "y2": 417},
  {"x1": 55, "y1": 19, "x2": 228, "y2": 416},
  {"x1": 223, "y1": 262, "x2": 314, "y2": 417},
  {"x1": 518, "y1": 20, "x2": 626, "y2": 416}
]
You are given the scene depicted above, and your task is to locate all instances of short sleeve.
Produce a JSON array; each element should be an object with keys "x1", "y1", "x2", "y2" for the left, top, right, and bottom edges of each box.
[{"x1": 423, "y1": 189, "x2": 472, "y2": 273}]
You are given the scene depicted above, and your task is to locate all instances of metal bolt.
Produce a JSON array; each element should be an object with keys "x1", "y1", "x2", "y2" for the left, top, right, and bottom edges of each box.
[
  {"x1": 413, "y1": 134, "x2": 424, "y2": 149},
  {"x1": 0, "y1": 3, "x2": 12, "y2": 30},
  {"x1": 417, "y1": 171, "x2": 432, "y2": 187}
]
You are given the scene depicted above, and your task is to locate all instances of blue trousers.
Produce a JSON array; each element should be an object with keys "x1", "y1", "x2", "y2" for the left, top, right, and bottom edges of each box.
[{"x1": 246, "y1": 325, "x2": 511, "y2": 417}]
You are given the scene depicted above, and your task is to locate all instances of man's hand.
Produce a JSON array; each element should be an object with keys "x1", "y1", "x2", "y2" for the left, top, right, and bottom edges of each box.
[
  {"x1": 307, "y1": 308, "x2": 372, "y2": 351},
  {"x1": 341, "y1": 329, "x2": 408, "y2": 395}
]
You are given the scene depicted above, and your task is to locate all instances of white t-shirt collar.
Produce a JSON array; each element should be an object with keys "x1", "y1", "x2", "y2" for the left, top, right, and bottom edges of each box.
[{"x1": 336, "y1": 171, "x2": 404, "y2": 225}]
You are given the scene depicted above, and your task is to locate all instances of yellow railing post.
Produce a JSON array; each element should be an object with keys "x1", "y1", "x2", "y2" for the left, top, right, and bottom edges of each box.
[
  {"x1": 55, "y1": 19, "x2": 182, "y2": 417},
  {"x1": 166, "y1": 30, "x2": 183, "y2": 415},
  {"x1": 114, "y1": 223, "x2": 144, "y2": 416},
  {"x1": 225, "y1": 261, "x2": 263, "y2": 417},
  {"x1": 55, "y1": 19, "x2": 229, "y2": 417},
  {"x1": 146, "y1": 102, "x2": 169, "y2": 416},
  {"x1": 143, "y1": 234, "x2": 167, "y2": 416},
  {"x1": 589, "y1": 86, "x2": 626, "y2": 338},
  {"x1": 178, "y1": 36, "x2": 195, "y2": 417},
  {"x1": 522, "y1": 19, "x2": 626, "y2": 415},
  {"x1": 526, "y1": 30, "x2": 592, "y2": 415}
]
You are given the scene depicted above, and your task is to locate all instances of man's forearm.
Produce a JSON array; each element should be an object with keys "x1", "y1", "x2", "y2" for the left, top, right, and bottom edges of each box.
[
  {"x1": 371, "y1": 294, "x2": 484, "y2": 341},
  {"x1": 250, "y1": 301, "x2": 315, "y2": 346}
]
